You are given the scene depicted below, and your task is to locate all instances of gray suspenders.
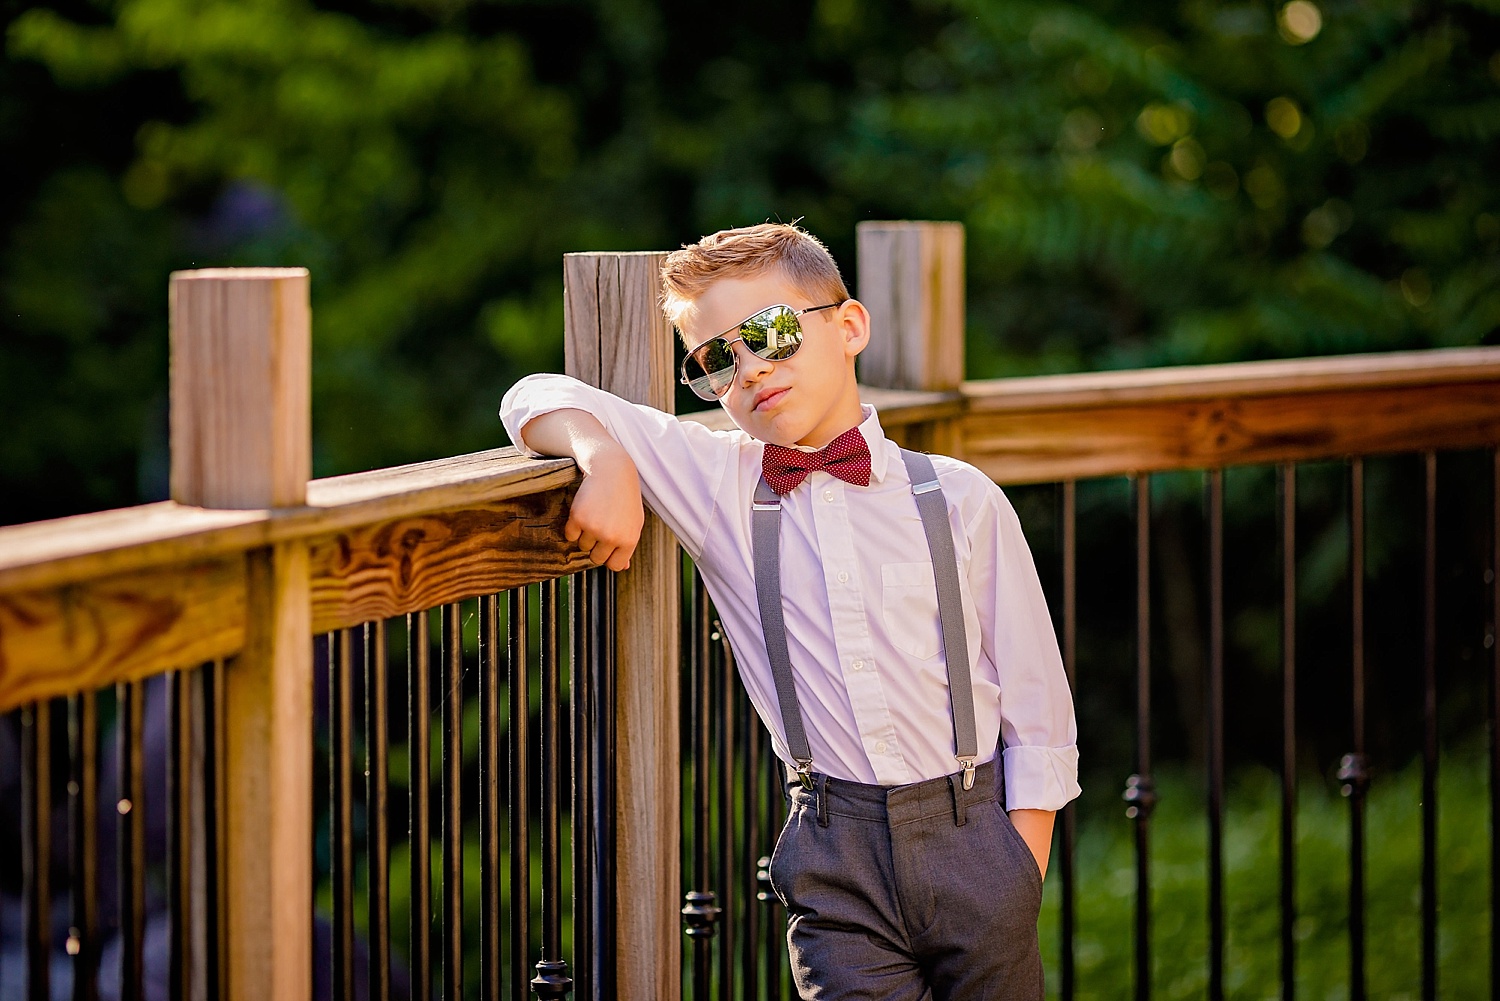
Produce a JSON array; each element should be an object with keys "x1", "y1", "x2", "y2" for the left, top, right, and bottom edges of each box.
[{"x1": 750, "y1": 448, "x2": 981, "y2": 791}]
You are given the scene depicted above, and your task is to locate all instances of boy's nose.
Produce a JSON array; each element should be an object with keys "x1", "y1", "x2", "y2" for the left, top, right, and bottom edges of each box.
[{"x1": 733, "y1": 341, "x2": 774, "y2": 386}]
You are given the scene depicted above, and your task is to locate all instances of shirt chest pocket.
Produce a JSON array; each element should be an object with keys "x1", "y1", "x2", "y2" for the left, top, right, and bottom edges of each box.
[{"x1": 880, "y1": 562, "x2": 942, "y2": 661}]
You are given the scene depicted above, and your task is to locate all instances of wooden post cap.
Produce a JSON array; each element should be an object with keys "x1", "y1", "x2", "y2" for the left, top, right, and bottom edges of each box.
[{"x1": 170, "y1": 268, "x2": 311, "y2": 510}]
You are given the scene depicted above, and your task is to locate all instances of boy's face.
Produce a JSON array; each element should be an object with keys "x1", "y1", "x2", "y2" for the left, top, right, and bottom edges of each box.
[{"x1": 676, "y1": 272, "x2": 870, "y2": 448}]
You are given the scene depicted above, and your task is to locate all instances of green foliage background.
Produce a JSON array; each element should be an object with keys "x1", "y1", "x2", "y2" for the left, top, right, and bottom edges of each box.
[{"x1": 4, "y1": 0, "x2": 1498, "y2": 525}]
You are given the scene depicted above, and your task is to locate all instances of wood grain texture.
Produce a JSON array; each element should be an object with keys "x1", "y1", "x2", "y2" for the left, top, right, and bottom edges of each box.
[
  {"x1": 856, "y1": 221, "x2": 966, "y2": 392},
  {"x1": 170, "y1": 269, "x2": 311, "y2": 508},
  {"x1": 0, "y1": 483, "x2": 590, "y2": 705},
  {"x1": 965, "y1": 379, "x2": 1500, "y2": 484},
  {"x1": 0, "y1": 557, "x2": 245, "y2": 712},
  {"x1": 564, "y1": 250, "x2": 681, "y2": 1001},
  {"x1": 563, "y1": 255, "x2": 603, "y2": 388},
  {"x1": 0, "y1": 451, "x2": 581, "y2": 594},
  {"x1": 307, "y1": 491, "x2": 594, "y2": 633},
  {"x1": 224, "y1": 543, "x2": 312, "y2": 1001}
]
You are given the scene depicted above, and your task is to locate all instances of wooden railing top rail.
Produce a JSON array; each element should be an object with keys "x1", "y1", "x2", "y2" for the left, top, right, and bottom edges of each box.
[
  {"x1": 960, "y1": 346, "x2": 1500, "y2": 484},
  {"x1": 0, "y1": 449, "x2": 580, "y2": 593},
  {"x1": 962, "y1": 345, "x2": 1500, "y2": 410}
]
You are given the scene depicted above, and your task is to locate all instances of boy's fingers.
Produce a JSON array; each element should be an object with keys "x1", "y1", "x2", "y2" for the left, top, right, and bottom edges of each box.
[{"x1": 563, "y1": 518, "x2": 582, "y2": 544}]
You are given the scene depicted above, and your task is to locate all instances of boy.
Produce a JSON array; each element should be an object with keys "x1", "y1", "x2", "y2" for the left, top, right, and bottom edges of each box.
[{"x1": 500, "y1": 222, "x2": 1079, "y2": 1000}]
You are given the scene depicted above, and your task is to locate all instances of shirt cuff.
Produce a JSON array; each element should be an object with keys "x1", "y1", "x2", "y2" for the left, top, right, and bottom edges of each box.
[{"x1": 1001, "y1": 744, "x2": 1081, "y2": 812}]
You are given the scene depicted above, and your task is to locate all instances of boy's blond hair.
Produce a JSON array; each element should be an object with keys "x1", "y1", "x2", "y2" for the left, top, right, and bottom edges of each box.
[{"x1": 660, "y1": 222, "x2": 850, "y2": 330}]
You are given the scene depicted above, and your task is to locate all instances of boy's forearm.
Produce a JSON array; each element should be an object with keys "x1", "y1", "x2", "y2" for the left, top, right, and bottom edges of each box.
[
  {"x1": 519, "y1": 409, "x2": 630, "y2": 475},
  {"x1": 1008, "y1": 809, "x2": 1055, "y2": 879}
]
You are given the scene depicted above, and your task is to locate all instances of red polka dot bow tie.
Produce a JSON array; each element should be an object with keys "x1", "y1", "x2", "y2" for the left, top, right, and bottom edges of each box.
[{"x1": 761, "y1": 427, "x2": 872, "y2": 494}]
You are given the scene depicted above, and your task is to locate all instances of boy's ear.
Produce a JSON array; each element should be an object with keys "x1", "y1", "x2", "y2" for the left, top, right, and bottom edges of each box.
[{"x1": 837, "y1": 299, "x2": 872, "y2": 360}]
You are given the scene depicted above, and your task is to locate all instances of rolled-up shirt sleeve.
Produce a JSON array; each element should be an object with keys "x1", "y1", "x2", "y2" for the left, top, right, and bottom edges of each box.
[
  {"x1": 968, "y1": 482, "x2": 1081, "y2": 812},
  {"x1": 499, "y1": 373, "x2": 736, "y2": 561}
]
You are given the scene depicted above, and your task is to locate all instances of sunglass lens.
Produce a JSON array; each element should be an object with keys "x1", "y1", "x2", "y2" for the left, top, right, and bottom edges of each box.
[
  {"x1": 740, "y1": 305, "x2": 803, "y2": 360},
  {"x1": 684, "y1": 338, "x2": 737, "y2": 399}
]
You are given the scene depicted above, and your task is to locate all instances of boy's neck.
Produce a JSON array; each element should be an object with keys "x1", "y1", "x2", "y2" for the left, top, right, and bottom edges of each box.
[{"x1": 791, "y1": 380, "x2": 864, "y2": 449}]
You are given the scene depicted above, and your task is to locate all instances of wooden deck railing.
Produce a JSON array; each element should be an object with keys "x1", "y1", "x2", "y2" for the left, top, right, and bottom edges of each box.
[{"x1": 1, "y1": 223, "x2": 1498, "y2": 1001}]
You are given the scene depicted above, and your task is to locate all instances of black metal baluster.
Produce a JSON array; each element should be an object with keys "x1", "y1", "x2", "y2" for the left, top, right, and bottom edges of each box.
[
  {"x1": 367, "y1": 620, "x2": 392, "y2": 1001},
  {"x1": 119, "y1": 680, "x2": 145, "y2": 1001},
  {"x1": 22, "y1": 700, "x2": 51, "y2": 1001},
  {"x1": 1060, "y1": 479, "x2": 1078, "y2": 1001},
  {"x1": 1339, "y1": 458, "x2": 1369, "y2": 1001},
  {"x1": 592, "y1": 571, "x2": 617, "y2": 1001},
  {"x1": 683, "y1": 571, "x2": 719, "y2": 998},
  {"x1": 68, "y1": 690, "x2": 100, "y2": 1001},
  {"x1": 1124, "y1": 474, "x2": 1156, "y2": 1001},
  {"x1": 481, "y1": 595, "x2": 503, "y2": 1001},
  {"x1": 410, "y1": 611, "x2": 433, "y2": 1001},
  {"x1": 1279, "y1": 464, "x2": 1297, "y2": 1001},
  {"x1": 168, "y1": 669, "x2": 193, "y2": 1001},
  {"x1": 332, "y1": 630, "x2": 356, "y2": 1001},
  {"x1": 532, "y1": 577, "x2": 572, "y2": 998},
  {"x1": 718, "y1": 616, "x2": 737, "y2": 1001},
  {"x1": 1492, "y1": 447, "x2": 1500, "y2": 1001},
  {"x1": 762, "y1": 723, "x2": 784, "y2": 1001},
  {"x1": 1422, "y1": 452, "x2": 1438, "y2": 1001},
  {"x1": 203, "y1": 662, "x2": 225, "y2": 1001},
  {"x1": 1207, "y1": 470, "x2": 1225, "y2": 1001},
  {"x1": 742, "y1": 680, "x2": 760, "y2": 1001},
  {"x1": 510, "y1": 587, "x2": 532, "y2": 1001},
  {"x1": 442, "y1": 605, "x2": 464, "y2": 1001},
  {"x1": 569, "y1": 577, "x2": 594, "y2": 1001}
]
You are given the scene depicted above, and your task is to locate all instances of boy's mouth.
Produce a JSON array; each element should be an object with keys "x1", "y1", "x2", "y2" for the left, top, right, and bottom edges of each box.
[{"x1": 753, "y1": 387, "x2": 790, "y2": 412}]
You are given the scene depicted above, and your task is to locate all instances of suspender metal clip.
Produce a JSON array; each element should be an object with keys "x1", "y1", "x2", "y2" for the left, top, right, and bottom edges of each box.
[
  {"x1": 957, "y1": 755, "x2": 977, "y2": 791},
  {"x1": 794, "y1": 759, "x2": 816, "y2": 791}
]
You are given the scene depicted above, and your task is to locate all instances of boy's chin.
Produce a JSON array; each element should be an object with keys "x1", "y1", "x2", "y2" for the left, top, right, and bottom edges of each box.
[{"x1": 722, "y1": 405, "x2": 800, "y2": 446}]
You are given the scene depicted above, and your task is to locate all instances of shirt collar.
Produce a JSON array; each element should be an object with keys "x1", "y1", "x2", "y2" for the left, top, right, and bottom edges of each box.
[{"x1": 780, "y1": 403, "x2": 890, "y2": 484}]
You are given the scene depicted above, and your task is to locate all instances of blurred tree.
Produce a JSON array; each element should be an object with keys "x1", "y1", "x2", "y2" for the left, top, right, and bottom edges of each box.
[
  {"x1": 2, "y1": 0, "x2": 1498, "y2": 526},
  {"x1": 836, "y1": 0, "x2": 1500, "y2": 378}
]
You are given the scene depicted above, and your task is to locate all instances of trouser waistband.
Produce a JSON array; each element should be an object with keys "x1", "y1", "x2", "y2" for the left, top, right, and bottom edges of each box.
[{"x1": 786, "y1": 756, "x2": 1002, "y2": 829}]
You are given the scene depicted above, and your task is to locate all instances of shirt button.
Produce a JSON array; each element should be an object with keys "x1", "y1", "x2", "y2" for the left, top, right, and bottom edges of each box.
[
  {"x1": 837, "y1": 571, "x2": 849, "y2": 583},
  {"x1": 875, "y1": 741, "x2": 888, "y2": 754},
  {"x1": 851, "y1": 659, "x2": 864, "y2": 671},
  {"x1": 823, "y1": 489, "x2": 835, "y2": 502}
]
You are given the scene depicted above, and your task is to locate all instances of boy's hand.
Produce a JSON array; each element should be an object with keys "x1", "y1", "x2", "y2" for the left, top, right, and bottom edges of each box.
[
  {"x1": 517, "y1": 409, "x2": 645, "y2": 572},
  {"x1": 565, "y1": 446, "x2": 644, "y2": 572},
  {"x1": 1008, "y1": 809, "x2": 1054, "y2": 880}
]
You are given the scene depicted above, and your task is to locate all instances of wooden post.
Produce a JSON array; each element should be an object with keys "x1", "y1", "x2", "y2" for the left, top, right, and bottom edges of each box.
[
  {"x1": 170, "y1": 268, "x2": 312, "y2": 1001},
  {"x1": 563, "y1": 252, "x2": 681, "y2": 1001},
  {"x1": 856, "y1": 221, "x2": 966, "y2": 454}
]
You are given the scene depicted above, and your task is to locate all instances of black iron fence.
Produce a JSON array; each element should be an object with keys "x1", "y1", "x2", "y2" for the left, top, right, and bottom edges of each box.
[{"x1": 0, "y1": 570, "x2": 618, "y2": 1001}]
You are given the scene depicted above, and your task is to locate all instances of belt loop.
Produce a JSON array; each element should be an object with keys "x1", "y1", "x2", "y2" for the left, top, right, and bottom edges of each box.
[
  {"x1": 948, "y1": 773, "x2": 967, "y2": 827},
  {"x1": 816, "y1": 773, "x2": 830, "y2": 828}
]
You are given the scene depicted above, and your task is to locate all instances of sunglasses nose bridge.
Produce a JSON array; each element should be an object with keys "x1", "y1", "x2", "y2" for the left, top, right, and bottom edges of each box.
[{"x1": 729, "y1": 337, "x2": 775, "y2": 386}]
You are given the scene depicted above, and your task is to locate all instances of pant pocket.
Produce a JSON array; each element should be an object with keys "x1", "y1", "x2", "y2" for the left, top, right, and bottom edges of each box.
[
  {"x1": 993, "y1": 803, "x2": 1045, "y2": 899},
  {"x1": 767, "y1": 802, "x2": 804, "y2": 908}
]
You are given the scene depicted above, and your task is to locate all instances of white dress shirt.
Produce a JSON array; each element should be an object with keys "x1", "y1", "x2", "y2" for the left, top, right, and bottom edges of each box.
[{"x1": 500, "y1": 374, "x2": 1080, "y2": 811}]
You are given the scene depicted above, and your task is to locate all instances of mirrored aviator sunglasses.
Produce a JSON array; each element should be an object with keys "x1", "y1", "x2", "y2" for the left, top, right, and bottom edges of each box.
[{"x1": 678, "y1": 302, "x2": 844, "y2": 401}]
